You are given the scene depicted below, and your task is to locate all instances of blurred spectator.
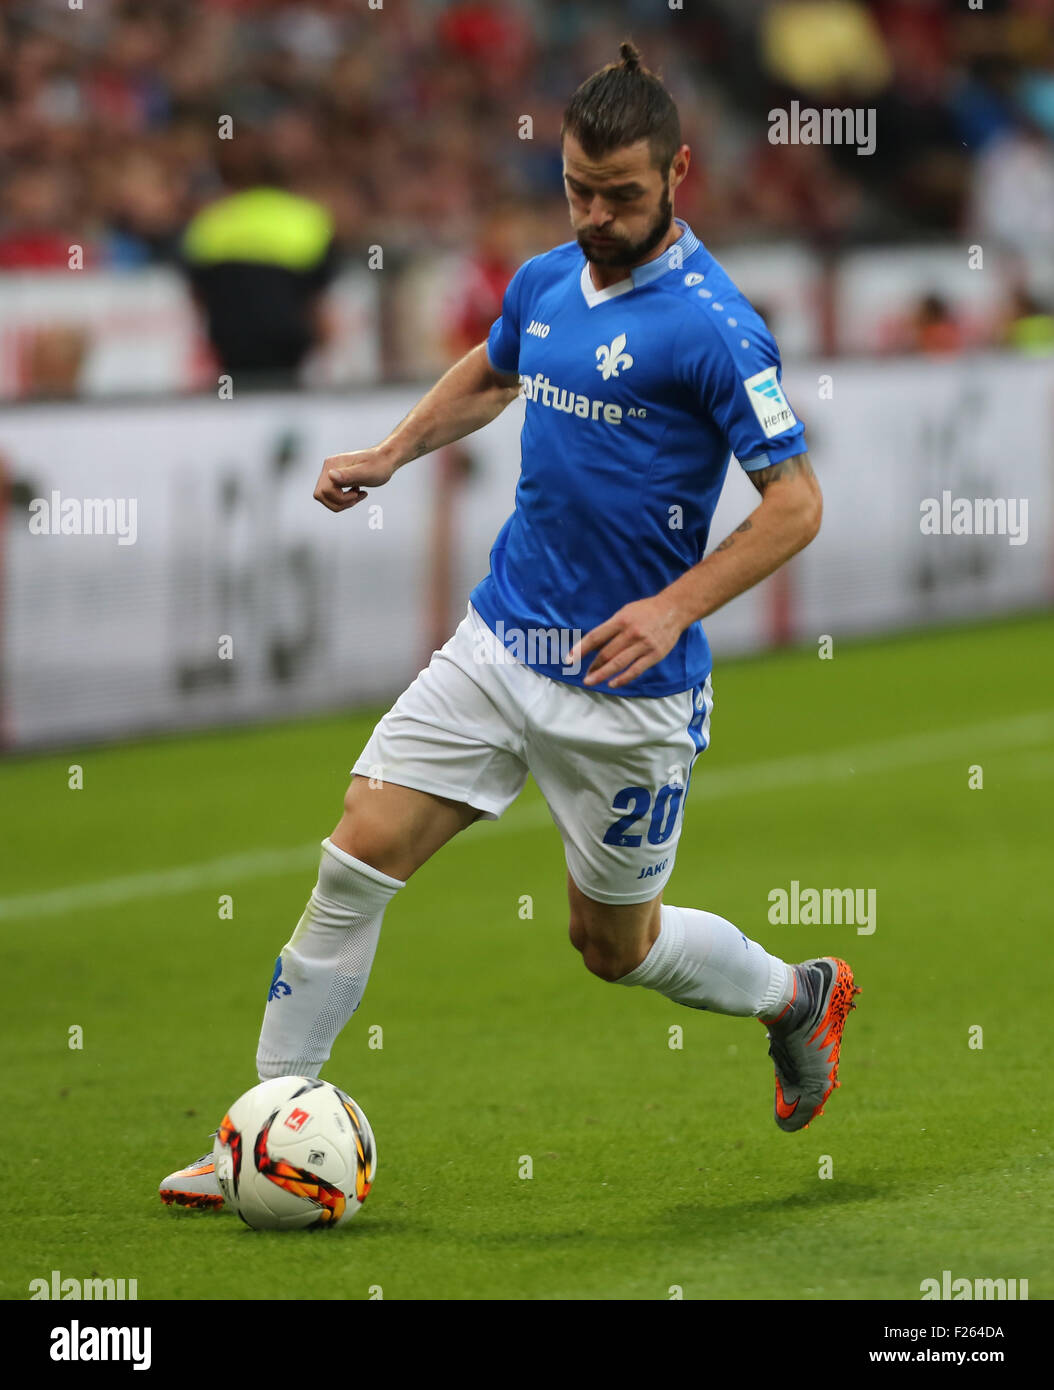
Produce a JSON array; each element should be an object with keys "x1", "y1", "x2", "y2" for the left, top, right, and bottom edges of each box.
[
  {"x1": 732, "y1": 141, "x2": 864, "y2": 247},
  {"x1": 102, "y1": 149, "x2": 187, "y2": 268},
  {"x1": 968, "y1": 126, "x2": 1054, "y2": 270},
  {"x1": 951, "y1": 56, "x2": 1022, "y2": 155},
  {"x1": 0, "y1": 165, "x2": 75, "y2": 269},
  {"x1": 442, "y1": 200, "x2": 532, "y2": 362},
  {"x1": 437, "y1": 0, "x2": 536, "y2": 100},
  {"x1": 180, "y1": 134, "x2": 339, "y2": 386},
  {"x1": 872, "y1": 0, "x2": 951, "y2": 102},
  {"x1": 1017, "y1": 34, "x2": 1054, "y2": 143},
  {"x1": 904, "y1": 292, "x2": 964, "y2": 355},
  {"x1": 1003, "y1": 286, "x2": 1054, "y2": 356},
  {"x1": 20, "y1": 324, "x2": 89, "y2": 396},
  {"x1": 760, "y1": 0, "x2": 893, "y2": 98}
]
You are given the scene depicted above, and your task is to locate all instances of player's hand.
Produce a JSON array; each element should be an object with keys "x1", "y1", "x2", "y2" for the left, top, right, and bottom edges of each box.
[
  {"x1": 568, "y1": 595, "x2": 687, "y2": 689},
  {"x1": 314, "y1": 446, "x2": 397, "y2": 512}
]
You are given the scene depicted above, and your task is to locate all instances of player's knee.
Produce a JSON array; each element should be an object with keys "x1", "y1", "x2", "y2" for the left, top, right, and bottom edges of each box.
[
  {"x1": 331, "y1": 782, "x2": 404, "y2": 878},
  {"x1": 569, "y1": 896, "x2": 651, "y2": 980},
  {"x1": 577, "y1": 930, "x2": 647, "y2": 983},
  {"x1": 568, "y1": 915, "x2": 589, "y2": 955},
  {"x1": 568, "y1": 908, "x2": 610, "y2": 972}
]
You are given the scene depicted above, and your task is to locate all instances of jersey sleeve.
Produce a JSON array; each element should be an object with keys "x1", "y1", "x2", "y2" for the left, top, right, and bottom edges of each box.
[
  {"x1": 485, "y1": 257, "x2": 534, "y2": 376},
  {"x1": 677, "y1": 305, "x2": 807, "y2": 470}
]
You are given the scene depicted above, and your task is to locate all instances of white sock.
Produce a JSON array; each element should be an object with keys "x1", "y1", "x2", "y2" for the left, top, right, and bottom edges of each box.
[
  {"x1": 616, "y1": 903, "x2": 793, "y2": 1018},
  {"x1": 256, "y1": 838, "x2": 403, "y2": 1079}
]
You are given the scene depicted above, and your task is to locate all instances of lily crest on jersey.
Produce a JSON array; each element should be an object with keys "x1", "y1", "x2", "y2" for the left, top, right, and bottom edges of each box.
[{"x1": 596, "y1": 333, "x2": 634, "y2": 380}]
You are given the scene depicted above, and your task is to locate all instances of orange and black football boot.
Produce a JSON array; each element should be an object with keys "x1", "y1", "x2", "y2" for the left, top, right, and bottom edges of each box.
[{"x1": 761, "y1": 958, "x2": 859, "y2": 1131}]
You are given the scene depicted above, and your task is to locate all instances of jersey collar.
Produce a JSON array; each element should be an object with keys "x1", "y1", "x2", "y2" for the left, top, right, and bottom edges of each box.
[{"x1": 579, "y1": 218, "x2": 700, "y2": 308}]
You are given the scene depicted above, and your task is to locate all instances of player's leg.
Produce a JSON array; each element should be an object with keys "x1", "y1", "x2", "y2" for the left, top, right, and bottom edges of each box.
[
  {"x1": 161, "y1": 606, "x2": 529, "y2": 1208},
  {"x1": 607, "y1": 895, "x2": 858, "y2": 1131},
  {"x1": 534, "y1": 675, "x2": 857, "y2": 1131},
  {"x1": 569, "y1": 871, "x2": 857, "y2": 1131},
  {"x1": 539, "y1": 678, "x2": 796, "y2": 1015},
  {"x1": 255, "y1": 776, "x2": 479, "y2": 1083},
  {"x1": 159, "y1": 779, "x2": 478, "y2": 1209},
  {"x1": 567, "y1": 872, "x2": 793, "y2": 1016},
  {"x1": 255, "y1": 602, "x2": 531, "y2": 1084}
]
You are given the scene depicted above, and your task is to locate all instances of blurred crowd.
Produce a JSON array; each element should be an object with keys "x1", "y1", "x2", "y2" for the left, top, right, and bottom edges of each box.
[{"x1": 1, "y1": 0, "x2": 1053, "y2": 378}]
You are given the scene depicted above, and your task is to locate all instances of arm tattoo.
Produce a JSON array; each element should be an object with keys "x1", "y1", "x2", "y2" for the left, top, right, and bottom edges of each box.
[
  {"x1": 747, "y1": 452, "x2": 815, "y2": 495},
  {"x1": 714, "y1": 518, "x2": 753, "y2": 552}
]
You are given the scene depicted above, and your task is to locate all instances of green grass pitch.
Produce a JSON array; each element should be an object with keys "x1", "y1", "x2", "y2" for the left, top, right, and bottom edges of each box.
[{"x1": 3, "y1": 612, "x2": 1051, "y2": 1301}]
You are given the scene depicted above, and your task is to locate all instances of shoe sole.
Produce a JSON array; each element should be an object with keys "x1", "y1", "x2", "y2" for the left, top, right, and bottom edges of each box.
[{"x1": 159, "y1": 1188, "x2": 225, "y2": 1210}]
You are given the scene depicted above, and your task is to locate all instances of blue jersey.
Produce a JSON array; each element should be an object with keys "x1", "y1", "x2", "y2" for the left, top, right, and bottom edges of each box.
[{"x1": 469, "y1": 219, "x2": 807, "y2": 697}]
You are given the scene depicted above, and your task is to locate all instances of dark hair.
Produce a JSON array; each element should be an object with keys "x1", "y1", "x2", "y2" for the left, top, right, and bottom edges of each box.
[{"x1": 561, "y1": 41, "x2": 681, "y2": 172}]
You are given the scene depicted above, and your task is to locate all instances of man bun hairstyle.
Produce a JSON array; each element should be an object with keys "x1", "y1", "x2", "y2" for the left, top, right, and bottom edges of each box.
[
  {"x1": 562, "y1": 41, "x2": 681, "y2": 172},
  {"x1": 618, "y1": 40, "x2": 642, "y2": 72}
]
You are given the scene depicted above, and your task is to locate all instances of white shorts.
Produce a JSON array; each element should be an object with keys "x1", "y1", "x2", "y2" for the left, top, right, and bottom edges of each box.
[{"x1": 352, "y1": 605, "x2": 713, "y2": 904}]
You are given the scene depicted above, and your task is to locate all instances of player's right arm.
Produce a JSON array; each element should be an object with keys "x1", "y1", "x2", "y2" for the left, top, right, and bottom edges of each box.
[{"x1": 313, "y1": 343, "x2": 521, "y2": 512}]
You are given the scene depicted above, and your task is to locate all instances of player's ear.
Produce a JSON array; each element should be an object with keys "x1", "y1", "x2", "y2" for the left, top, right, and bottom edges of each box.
[{"x1": 669, "y1": 144, "x2": 690, "y2": 192}]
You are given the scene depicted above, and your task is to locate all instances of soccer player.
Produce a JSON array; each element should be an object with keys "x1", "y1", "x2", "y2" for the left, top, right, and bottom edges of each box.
[{"x1": 161, "y1": 43, "x2": 857, "y2": 1209}]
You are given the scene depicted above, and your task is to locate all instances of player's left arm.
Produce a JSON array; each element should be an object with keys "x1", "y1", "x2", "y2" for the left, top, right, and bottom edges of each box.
[{"x1": 572, "y1": 451, "x2": 821, "y2": 688}]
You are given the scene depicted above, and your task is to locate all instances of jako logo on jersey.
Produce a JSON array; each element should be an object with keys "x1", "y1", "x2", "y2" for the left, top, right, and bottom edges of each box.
[
  {"x1": 526, "y1": 320, "x2": 551, "y2": 337},
  {"x1": 595, "y1": 333, "x2": 633, "y2": 380},
  {"x1": 684, "y1": 273, "x2": 704, "y2": 287},
  {"x1": 268, "y1": 956, "x2": 292, "y2": 1001},
  {"x1": 519, "y1": 372, "x2": 624, "y2": 425}
]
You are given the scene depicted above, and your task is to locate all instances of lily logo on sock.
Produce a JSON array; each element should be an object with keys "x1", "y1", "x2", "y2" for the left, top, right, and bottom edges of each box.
[{"x1": 267, "y1": 956, "x2": 292, "y2": 1001}]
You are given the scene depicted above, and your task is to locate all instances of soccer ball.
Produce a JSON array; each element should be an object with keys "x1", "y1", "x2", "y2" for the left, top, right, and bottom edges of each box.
[{"x1": 213, "y1": 1075, "x2": 376, "y2": 1230}]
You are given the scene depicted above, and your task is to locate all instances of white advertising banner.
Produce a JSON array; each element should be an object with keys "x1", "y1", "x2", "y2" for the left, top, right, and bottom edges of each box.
[
  {"x1": 0, "y1": 268, "x2": 380, "y2": 399},
  {"x1": 781, "y1": 353, "x2": 1054, "y2": 639},
  {"x1": 1, "y1": 354, "x2": 1052, "y2": 749},
  {"x1": 1, "y1": 391, "x2": 445, "y2": 748}
]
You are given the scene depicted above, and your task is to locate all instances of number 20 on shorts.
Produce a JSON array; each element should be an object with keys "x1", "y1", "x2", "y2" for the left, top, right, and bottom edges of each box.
[{"x1": 602, "y1": 784, "x2": 685, "y2": 847}]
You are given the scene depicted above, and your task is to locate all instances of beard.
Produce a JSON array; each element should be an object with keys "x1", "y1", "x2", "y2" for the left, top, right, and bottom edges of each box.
[{"x1": 576, "y1": 185, "x2": 673, "y2": 269}]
